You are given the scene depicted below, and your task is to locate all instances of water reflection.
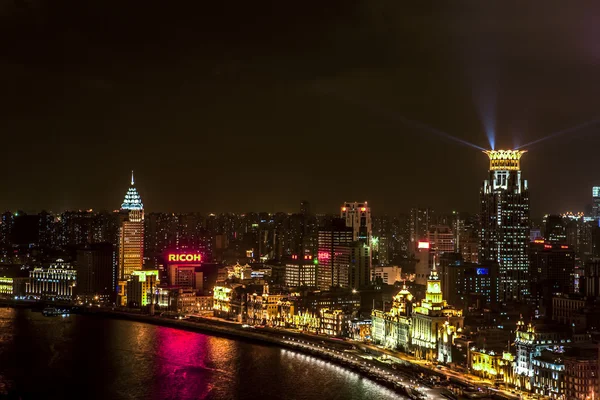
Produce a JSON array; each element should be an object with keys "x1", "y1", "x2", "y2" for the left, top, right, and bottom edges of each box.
[{"x1": 0, "y1": 309, "x2": 403, "y2": 400}]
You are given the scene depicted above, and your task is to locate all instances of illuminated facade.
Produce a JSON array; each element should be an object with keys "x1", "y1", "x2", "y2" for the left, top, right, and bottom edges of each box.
[
  {"x1": 284, "y1": 256, "x2": 317, "y2": 287},
  {"x1": 470, "y1": 349, "x2": 513, "y2": 382},
  {"x1": 0, "y1": 277, "x2": 13, "y2": 296},
  {"x1": 371, "y1": 283, "x2": 413, "y2": 351},
  {"x1": 213, "y1": 286, "x2": 233, "y2": 318},
  {"x1": 341, "y1": 202, "x2": 372, "y2": 289},
  {"x1": 480, "y1": 149, "x2": 530, "y2": 300},
  {"x1": 593, "y1": 186, "x2": 600, "y2": 219},
  {"x1": 514, "y1": 319, "x2": 572, "y2": 391},
  {"x1": 532, "y1": 349, "x2": 565, "y2": 399},
  {"x1": 341, "y1": 201, "x2": 372, "y2": 243},
  {"x1": 118, "y1": 172, "x2": 144, "y2": 281},
  {"x1": 27, "y1": 259, "x2": 77, "y2": 301},
  {"x1": 317, "y1": 221, "x2": 353, "y2": 290},
  {"x1": 128, "y1": 270, "x2": 159, "y2": 307},
  {"x1": 411, "y1": 265, "x2": 463, "y2": 363}
]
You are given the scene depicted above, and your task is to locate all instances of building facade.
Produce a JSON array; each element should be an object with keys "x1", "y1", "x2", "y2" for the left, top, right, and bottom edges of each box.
[
  {"x1": 27, "y1": 259, "x2": 77, "y2": 301},
  {"x1": 479, "y1": 150, "x2": 530, "y2": 301},
  {"x1": 118, "y1": 172, "x2": 144, "y2": 281}
]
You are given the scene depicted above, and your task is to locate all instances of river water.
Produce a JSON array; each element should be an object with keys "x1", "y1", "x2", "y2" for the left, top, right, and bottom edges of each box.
[{"x1": 0, "y1": 308, "x2": 403, "y2": 400}]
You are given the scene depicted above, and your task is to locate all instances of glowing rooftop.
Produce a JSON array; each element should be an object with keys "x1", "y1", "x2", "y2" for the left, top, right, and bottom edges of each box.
[{"x1": 483, "y1": 149, "x2": 527, "y2": 171}]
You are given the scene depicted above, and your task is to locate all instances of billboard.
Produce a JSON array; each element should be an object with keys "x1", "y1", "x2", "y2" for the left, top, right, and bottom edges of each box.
[{"x1": 166, "y1": 252, "x2": 202, "y2": 263}]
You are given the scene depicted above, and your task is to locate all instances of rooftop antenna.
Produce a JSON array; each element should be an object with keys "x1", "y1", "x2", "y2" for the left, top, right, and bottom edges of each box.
[{"x1": 131, "y1": 170, "x2": 135, "y2": 185}]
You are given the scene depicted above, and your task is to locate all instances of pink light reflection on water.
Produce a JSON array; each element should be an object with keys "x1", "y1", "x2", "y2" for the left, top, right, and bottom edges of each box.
[{"x1": 152, "y1": 325, "x2": 236, "y2": 400}]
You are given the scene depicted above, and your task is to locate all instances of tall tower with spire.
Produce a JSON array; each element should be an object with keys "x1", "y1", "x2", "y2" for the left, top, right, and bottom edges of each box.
[{"x1": 117, "y1": 171, "x2": 144, "y2": 304}]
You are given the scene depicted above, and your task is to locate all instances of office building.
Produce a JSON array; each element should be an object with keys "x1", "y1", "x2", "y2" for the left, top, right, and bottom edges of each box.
[
  {"x1": 410, "y1": 208, "x2": 433, "y2": 252},
  {"x1": 128, "y1": 269, "x2": 159, "y2": 308},
  {"x1": 341, "y1": 201, "x2": 372, "y2": 243},
  {"x1": 543, "y1": 214, "x2": 567, "y2": 244},
  {"x1": 529, "y1": 241, "x2": 575, "y2": 309},
  {"x1": 285, "y1": 255, "x2": 317, "y2": 287},
  {"x1": 371, "y1": 265, "x2": 402, "y2": 285},
  {"x1": 440, "y1": 261, "x2": 500, "y2": 309},
  {"x1": 76, "y1": 242, "x2": 114, "y2": 302},
  {"x1": 480, "y1": 150, "x2": 530, "y2": 300},
  {"x1": 593, "y1": 186, "x2": 600, "y2": 219},
  {"x1": 317, "y1": 219, "x2": 353, "y2": 290},
  {"x1": 117, "y1": 172, "x2": 144, "y2": 305}
]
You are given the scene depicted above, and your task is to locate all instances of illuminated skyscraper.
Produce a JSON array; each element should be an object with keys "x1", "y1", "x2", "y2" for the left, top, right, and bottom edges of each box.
[
  {"x1": 341, "y1": 202, "x2": 372, "y2": 288},
  {"x1": 479, "y1": 150, "x2": 530, "y2": 301},
  {"x1": 341, "y1": 201, "x2": 372, "y2": 243},
  {"x1": 118, "y1": 172, "x2": 144, "y2": 282},
  {"x1": 592, "y1": 186, "x2": 600, "y2": 219}
]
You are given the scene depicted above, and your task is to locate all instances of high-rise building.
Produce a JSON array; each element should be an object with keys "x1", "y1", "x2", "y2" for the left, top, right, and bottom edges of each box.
[
  {"x1": 317, "y1": 219, "x2": 353, "y2": 290},
  {"x1": 341, "y1": 202, "x2": 373, "y2": 288},
  {"x1": 428, "y1": 225, "x2": 455, "y2": 262},
  {"x1": 341, "y1": 201, "x2": 372, "y2": 243},
  {"x1": 76, "y1": 243, "x2": 114, "y2": 302},
  {"x1": 529, "y1": 241, "x2": 575, "y2": 309},
  {"x1": 410, "y1": 208, "x2": 433, "y2": 252},
  {"x1": 480, "y1": 150, "x2": 530, "y2": 301},
  {"x1": 117, "y1": 172, "x2": 144, "y2": 304},
  {"x1": 592, "y1": 186, "x2": 600, "y2": 219},
  {"x1": 543, "y1": 214, "x2": 567, "y2": 244}
]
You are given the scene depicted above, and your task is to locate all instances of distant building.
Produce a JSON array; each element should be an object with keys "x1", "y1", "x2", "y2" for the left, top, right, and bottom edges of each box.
[
  {"x1": 411, "y1": 264, "x2": 464, "y2": 363},
  {"x1": 117, "y1": 172, "x2": 144, "y2": 305},
  {"x1": 543, "y1": 214, "x2": 567, "y2": 243},
  {"x1": 514, "y1": 319, "x2": 572, "y2": 391},
  {"x1": 480, "y1": 150, "x2": 530, "y2": 301},
  {"x1": 165, "y1": 251, "x2": 203, "y2": 290},
  {"x1": 410, "y1": 208, "x2": 433, "y2": 253},
  {"x1": 371, "y1": 265, "x2": 402, "y2": 285},
  {"x1": 76, "y1": 243, "x2": 114, "y2": 303},
  {"x1": 317, "y1": 219, "x2": 353, "y2": 290},
  {"x1": 371, "y1": 283, "x2": 413, "y2": 351},
  {"x1": 341, "y1": 201, "x2": 372, "y2": 243},
  {"x1": 27, "y1": 259, "x2": 77, "y2": 301},
  {"x1": 529, "y1": 241, "x2": 575, "y2": 311},
  {"x1": 285, "y1": 255, "x2": 317, "y2": 287},
  {"x1": 428, "y1": 225, "x2": 455, "y2": 260},
  {"x1": 440, "y1": 261, "x2": 500, "y2": 309},
  {"x1": 127, "y1": 270, "x2": 159, "y2": 308},
  {"x1": 593, "y1": 186, "x2": 600, "y2": 219}
]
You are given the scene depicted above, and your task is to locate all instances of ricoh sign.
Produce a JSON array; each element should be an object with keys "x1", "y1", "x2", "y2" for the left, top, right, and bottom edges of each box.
[{"x1": 166, "y1": 253, "x2": 202, "y2": 263}]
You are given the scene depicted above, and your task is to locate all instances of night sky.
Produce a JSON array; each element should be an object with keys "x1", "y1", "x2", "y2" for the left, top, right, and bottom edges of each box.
[{"x1": 3, "y1": 1, "x2": 600, "y2": 215}]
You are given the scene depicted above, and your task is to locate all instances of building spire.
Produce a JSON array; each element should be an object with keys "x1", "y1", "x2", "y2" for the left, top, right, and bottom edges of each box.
[{"x1": 131, "y1": 170, "x2": 135, "y2": 186}]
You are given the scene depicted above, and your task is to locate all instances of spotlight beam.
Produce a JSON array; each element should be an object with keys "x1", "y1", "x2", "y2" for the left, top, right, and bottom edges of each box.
[
  {"x1": 515, "y1": 118, "x2": 600, "y2": 149},
  {"x1": 320, "y1": 89, "x2": 486, "y2": 151}
]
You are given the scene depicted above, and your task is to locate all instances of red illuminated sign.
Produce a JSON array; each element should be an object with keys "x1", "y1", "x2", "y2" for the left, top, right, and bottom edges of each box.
[
  {"x1": 167, "y1": 253, "x2": 202, "y2": 263},
  {"x1": 544, "y1": 244, "x2": 552, "y2": 249}
]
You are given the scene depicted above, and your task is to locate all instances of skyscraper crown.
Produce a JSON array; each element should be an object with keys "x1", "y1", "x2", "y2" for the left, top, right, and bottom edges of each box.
[
  {"x1": 121, "y1": 171, "x2": 143, "y2": 210},
  {"x1": 484, "y1": 149, "x2": 526, "y2": 171}
]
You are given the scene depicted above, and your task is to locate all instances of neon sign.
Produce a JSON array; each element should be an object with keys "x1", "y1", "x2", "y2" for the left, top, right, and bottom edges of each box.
[{"x1": 167, "y1": 253, "x2": 202, "y2": 263}]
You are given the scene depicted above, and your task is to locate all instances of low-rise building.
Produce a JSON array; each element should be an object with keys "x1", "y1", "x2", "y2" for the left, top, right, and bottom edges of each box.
[{"x1": 27, "y1": 259, "x2": 76, "y2": 301}]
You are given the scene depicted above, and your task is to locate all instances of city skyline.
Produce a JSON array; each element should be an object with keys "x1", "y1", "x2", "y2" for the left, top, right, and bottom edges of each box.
[
  {"x1": 3, "y1": 2, "x2": 600, "y2": 214},
  {"x1": 0, "y1": 151, "x2": 597, "y2": 218}
]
